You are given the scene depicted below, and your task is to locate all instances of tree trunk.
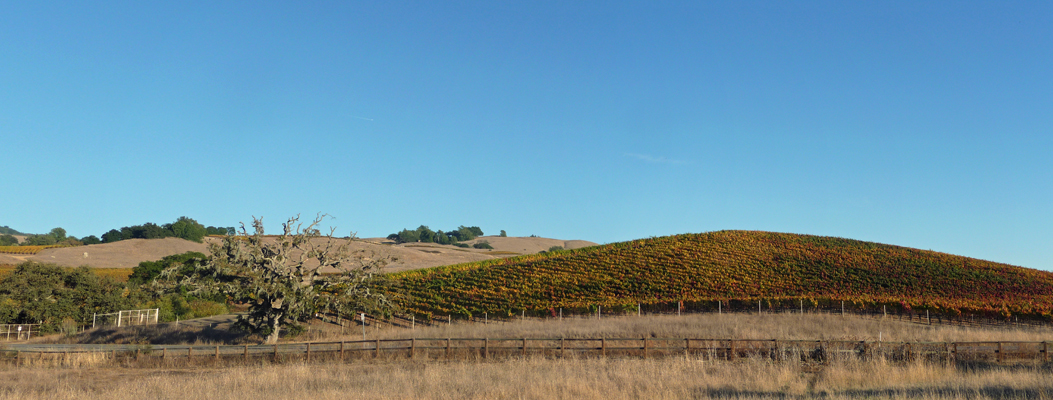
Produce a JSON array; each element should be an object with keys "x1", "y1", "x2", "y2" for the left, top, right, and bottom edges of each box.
[{"x1": 265, "y1": 314, "x2": 282, "y2": 344}]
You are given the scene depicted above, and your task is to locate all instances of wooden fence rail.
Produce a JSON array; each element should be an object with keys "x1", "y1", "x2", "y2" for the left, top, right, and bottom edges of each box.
[{"x1": 2, "y1": 339, "x2": 1049, "y2": 367}]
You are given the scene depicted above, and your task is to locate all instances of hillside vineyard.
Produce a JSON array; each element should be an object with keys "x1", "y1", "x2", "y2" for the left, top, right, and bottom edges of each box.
[{"x1": 388, "y1": 231, "x2": 1053, "y2": 321}]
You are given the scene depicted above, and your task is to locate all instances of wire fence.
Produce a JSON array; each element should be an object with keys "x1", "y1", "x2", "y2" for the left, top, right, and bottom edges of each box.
[
  {"x1": 0, "y1": 324, "x2": 39, "y2": 341},
  {"x1": 92, "y1": 308, "x2": 160, "y2": 328},
  {"x1": 374, "y1": 299, "x2": 1052, "y2": 331}
]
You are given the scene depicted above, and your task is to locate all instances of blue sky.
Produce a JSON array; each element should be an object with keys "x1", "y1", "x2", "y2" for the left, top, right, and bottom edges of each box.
[{"x1": 2, "y1": 2, "x2": 1051, "y2": 270}]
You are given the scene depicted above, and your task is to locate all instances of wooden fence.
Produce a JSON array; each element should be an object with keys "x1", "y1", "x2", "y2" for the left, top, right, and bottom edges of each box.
[{"x1": 3, "y1": 339, "x2": 1049, "y2": 366}]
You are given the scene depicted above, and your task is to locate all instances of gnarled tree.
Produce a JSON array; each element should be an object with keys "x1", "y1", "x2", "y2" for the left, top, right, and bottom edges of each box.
[{"x1": 161, "y1": 213, "x2": 392, "y2": 344}]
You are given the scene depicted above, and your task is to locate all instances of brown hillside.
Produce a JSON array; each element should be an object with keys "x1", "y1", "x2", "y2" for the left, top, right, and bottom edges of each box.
[
  {"x1": 0, "y1": 235, "x2": 597, "y2": 272},
  {"x1": 23, "y1": 238, "x2": 208, "y2": 268}
]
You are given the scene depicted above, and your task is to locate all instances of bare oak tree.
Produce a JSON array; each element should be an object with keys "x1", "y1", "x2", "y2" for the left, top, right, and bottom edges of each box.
[{"x1": 163, "y1": 213, "x2": 392, "y2": 344}]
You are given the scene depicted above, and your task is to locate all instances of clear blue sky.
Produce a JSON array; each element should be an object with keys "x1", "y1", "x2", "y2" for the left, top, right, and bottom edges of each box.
[{"x1": 2, "y1": 2, "x2": 1051, "y2": 270}]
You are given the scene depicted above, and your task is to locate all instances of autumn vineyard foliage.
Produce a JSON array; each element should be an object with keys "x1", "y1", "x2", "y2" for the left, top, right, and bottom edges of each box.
[{"x1": 387, "y1": 231, "x2": 1053, "y2": 322}]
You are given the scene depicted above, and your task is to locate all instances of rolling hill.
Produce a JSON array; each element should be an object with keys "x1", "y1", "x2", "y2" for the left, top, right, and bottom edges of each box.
[
  {"x1": 388, "y1": 230, "x2": 1053, "y2": 321},
  {"x1": 0, "y1": 235, "x2": 597, "y2": 274}
]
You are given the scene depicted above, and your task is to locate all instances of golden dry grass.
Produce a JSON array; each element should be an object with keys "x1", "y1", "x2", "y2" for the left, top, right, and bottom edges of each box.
[
  {"x1": 305, "y1": 312, "x2": 1053, "y2": 344},
  {"x1": 3, "y1": 313, "x2": 1052, "y2": 399},
  {"x1": 1, "y1": 356, "x2": 1051, "y2": 399}
]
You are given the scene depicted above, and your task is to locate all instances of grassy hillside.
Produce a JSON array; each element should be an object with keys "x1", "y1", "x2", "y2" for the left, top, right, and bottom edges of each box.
[{"x1": 388, "y1": 231, "x2": 1053, "y2": 320}]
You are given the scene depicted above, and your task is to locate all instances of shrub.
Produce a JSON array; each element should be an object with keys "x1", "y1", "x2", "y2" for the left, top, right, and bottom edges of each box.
[
  {"x1": 473, "y1": 241, "x2": 493, "y2": 250},
  {"x1": 0, "y1": 235, "x2": 17, "y2": 246}
]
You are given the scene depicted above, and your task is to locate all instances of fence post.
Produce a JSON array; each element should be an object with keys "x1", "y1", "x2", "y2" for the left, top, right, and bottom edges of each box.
[
  {"x1": 601, "y1": 338, "x2": 607, "y2": 357},
  {"x1": 685, "y1": 339, "x2": 691, "y2": 357},
  {"x1": 446, "y1": 338, "x2": 451, "y2": 358},
  {"x1": 997, "y1": 342, "x2": 1003, "y2": 363},
  {"x1": 273, "y1": 344, "x2": 278, "y2": 362},
  {"x1": 136, "y1": 348, "x2": 140, "y2": 362},
  {"x1": 375, "y1": 339, "x2": 381, "y2": 358},
  {"x1": 729, "y1": 340, "x2": 736, "y2": 361},
  {"x1": 409, "y1": 339, "x2": 414, "y2": 359},
  {"x1": 244, "y1": 344, "x2": 249, "y2": 361},
  {"x1": 483, "y1": 338, "x2": 488, "y2": 359},
  {"x1": 1044, "y1": 342, "x2": 1049, "y2": 363},
  {"x1": 522, "y1": 338, "x2": 527, "y2": 357},
  {"x1": 643, "y1": 338, "x2": 648, "y2": 359},
  {"x1": 15, "y1": 351, "x2": 20, "y2": 367},
  {"x1": 560, "y1": 338, "x2": 565, "y2": 358},
  {"x1": 306, "y1": 342, "x2": 311, "y2": 362}
]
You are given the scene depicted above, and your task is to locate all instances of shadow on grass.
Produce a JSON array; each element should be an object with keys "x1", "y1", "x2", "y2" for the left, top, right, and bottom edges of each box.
[{"x1": 50, "y1": 324, "x2": 253, "y2": 345}]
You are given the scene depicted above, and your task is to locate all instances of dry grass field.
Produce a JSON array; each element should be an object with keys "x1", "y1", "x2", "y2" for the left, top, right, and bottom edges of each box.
[
  {"x1": 301, "y1": 312, "x2": 1053, "y2": 344},
  {"x1": 0, "y1": 236, "x2": 596, "y2": 275},
  {"x1": 3, "y1": 313, "x2": 1051, "y2": 399},
  {"x1": 1, "y1": 351, "x2": 1051, "y2": 399}
]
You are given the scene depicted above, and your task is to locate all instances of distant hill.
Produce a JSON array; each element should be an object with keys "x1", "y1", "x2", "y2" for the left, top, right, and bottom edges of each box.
[
  {"x1": 0, "y1": 235, "x2": 596, "y2": 273},
  {"x1": 0, "y1": 226, "x2": 22, "y2": 235},
  {"x1": 389, "y1": 231, "x2": 1053, "y2": 321}
]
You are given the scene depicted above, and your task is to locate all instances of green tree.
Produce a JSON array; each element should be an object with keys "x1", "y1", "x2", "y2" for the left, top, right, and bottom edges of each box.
[
  {"x1": 0, "y1": 235, "x2": 17, "y2": 246},
  {"x1": 22, "y1": 234, "x2": 57, "y2": 246},
  {"x1": 101, "y1": 229, "x2": 122, "y2": 243},
  {"x1": 396, "y1": 229, "x2": 419, "y2": 244},
  {"x1": 170, "y1": 216, "x2": 207, "y2": 242},
  {"x1": 434, "y1": 230, "x2": 451, "y2": 245},
  {"x1": 452, "y1": 226, "x2": 479, "y2": 241},
  {"x1": 500, "y1": 230, "x2": 507, "y2": 237},
  {"x1": 49, "y1": 227, "x2": 67, "y2": 242},
  {"x1": 129, "y1": 251, "x2": 208, "y2": 285},
  {"x1": 81, "y1": 235, "x2": 102, "y2": 245},
  {"x1": 473, "y1": 240, "x2": 494, "y2": 250},
  {"x1": 0, "y1": 262, "x2": 132, "y2": 331},
  {"x1": 163, "y1": 214, "x2": 392, "y2": 344},
  {"x1": 416, "y1": 225, "x2": 435, "y2": 243}
]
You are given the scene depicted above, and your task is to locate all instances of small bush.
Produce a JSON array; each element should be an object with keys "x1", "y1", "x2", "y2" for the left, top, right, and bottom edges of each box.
[
  {"x1": 453, "y1": 243, "x2": 470, "y2": 248},
  {"x1": 473, "y1": 241, "x2": 493, "y2": 250}
]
